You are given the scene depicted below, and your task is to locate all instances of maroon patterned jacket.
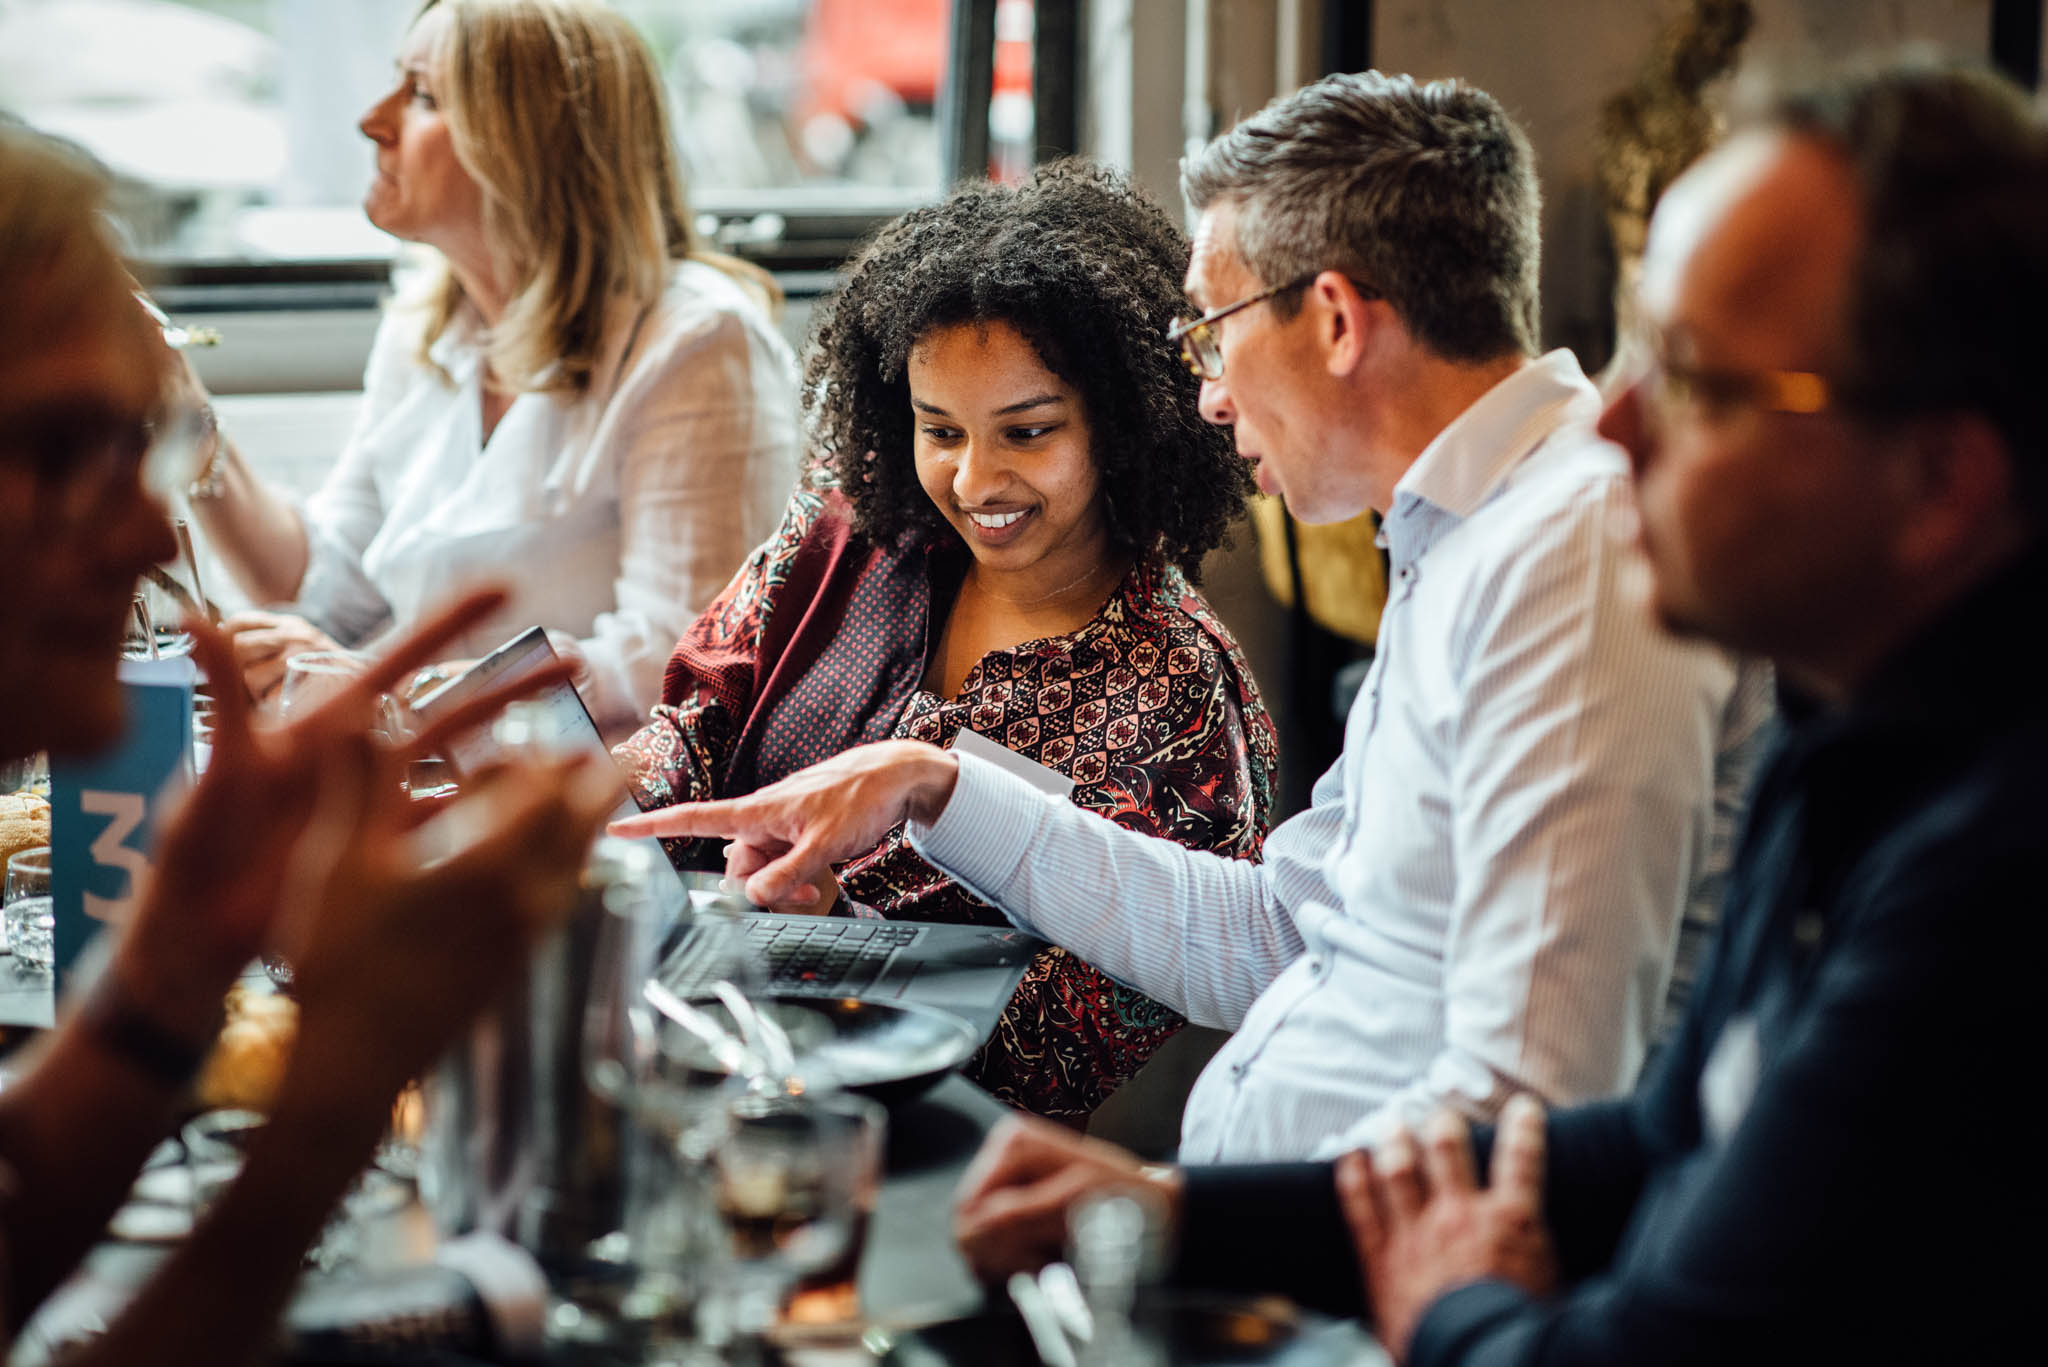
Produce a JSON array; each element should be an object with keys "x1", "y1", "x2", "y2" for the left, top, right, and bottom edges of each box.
[{"x1": 615, "y1": 484, "x2": 1277, "y2": 1122}]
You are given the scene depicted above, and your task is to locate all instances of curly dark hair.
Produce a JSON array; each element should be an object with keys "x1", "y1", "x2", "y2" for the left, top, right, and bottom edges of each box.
[{"x1": 803, "y1": 159, "x2": 1249, "y2": 577}]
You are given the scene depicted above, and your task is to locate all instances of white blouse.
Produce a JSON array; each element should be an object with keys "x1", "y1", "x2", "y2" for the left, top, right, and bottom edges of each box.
[{"x1": 294, "y1": 260, "x2": 800, "y2": 737}]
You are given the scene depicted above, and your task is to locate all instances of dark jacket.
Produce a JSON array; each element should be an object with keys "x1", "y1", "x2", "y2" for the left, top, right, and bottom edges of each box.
[{"x1": 1173, "y1": 546, "x2": 2048, "y2": 1365}]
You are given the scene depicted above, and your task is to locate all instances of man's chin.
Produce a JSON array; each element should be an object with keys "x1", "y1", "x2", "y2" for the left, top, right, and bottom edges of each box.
[{"x1": 1645, "y1": 592, "x2": 1721, "y2": 647}]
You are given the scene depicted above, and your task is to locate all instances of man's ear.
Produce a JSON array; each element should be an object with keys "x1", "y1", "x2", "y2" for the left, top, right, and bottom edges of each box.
[
  {"x1": 1314, "y1": 270, "x2": 1378, "y2": 379},
  {"x1": 1893, "y1": 412, "x2": 2022, "y2": 573}
]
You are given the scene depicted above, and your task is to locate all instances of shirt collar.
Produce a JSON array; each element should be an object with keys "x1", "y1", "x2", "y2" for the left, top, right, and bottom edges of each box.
[
  {"x1": 425, "y1": 301, "x2": 486, "y2": 379},
  {"x1": 1382, "y1": 349, "x2": 1602, "y2": 565}
]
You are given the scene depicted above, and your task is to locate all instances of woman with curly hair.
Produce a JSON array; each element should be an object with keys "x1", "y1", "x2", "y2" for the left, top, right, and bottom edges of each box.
[{"x1": 615, "y1": 161, "x2": 1278, "y2": 1123}]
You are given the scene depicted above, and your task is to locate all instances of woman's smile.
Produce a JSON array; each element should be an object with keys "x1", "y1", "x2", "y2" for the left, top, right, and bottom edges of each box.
[{"x1": 908, "y1": 320, "x2": 1111, "y2": 603}]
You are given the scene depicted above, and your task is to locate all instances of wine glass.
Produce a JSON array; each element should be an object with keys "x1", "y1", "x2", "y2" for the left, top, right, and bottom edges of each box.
[
  {"x1": 709, "y1": 1089, "x2": 884, "y2": 1352},
  {"x1": 276, "y1": 649, "x2": 369, "y2": 723}
]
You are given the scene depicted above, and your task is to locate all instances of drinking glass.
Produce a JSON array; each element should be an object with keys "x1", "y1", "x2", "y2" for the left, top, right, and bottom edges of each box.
[
  {"x1": 183, "y1": 1108, "x2": 267, "y2": 1216},
  {"x1": 568, "y1": 849, "x2": 747, "y2": 1362},
  {"x1": 133, "y1": 521, "x2": 208, "y2": 660},
  {"x1": 120, "y1": 592, "x2": 162, "y2": 661},
  {"x1": 709, "y1": 1089, "x2": 884, "y2": 1349},
  {"x1": 1, "y1": 751, "x2": 49, "y2": 797},
  {"x1": 277, "y1": 650, "x2": 369, "y2": 724},
  {"x1": 4, "y1": 845, "x2": 55, "y2": 971},
  {"x1": 184, "y1": 1108, "x2": 413, "y2": 1273}
]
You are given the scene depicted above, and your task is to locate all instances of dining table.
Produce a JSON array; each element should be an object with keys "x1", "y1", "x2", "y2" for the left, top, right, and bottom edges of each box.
[{"x1": 4, "y1": 965, "x2": 1384, "y2": 1366}]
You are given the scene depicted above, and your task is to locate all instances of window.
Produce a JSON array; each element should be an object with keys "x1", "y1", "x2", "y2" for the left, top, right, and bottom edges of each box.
[{"x1": 0, "y1": 0, "x2": 995, "y2": 272}]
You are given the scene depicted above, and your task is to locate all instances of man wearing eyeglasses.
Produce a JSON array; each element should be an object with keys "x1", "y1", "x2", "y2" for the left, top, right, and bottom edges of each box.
[
  {"x1": 619, "y1": 73, "x2": 1766, "y2": 1167},
  {"x1": 944, "y1": 57, "x2": 2045, "y2": 1366},
  {"x1": 0, "y1": 126, "x2": 620, "y2": 1364}
]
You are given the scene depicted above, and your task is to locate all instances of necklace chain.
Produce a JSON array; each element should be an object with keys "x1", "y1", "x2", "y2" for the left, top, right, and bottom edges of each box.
[{"x1": 969, "y1": 559, "x2": 1122, "y2": 610}]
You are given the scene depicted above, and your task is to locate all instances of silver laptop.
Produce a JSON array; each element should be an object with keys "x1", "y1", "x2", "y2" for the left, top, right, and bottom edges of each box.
[{"x1": 413, "y1": 626, "x2": 1041, "y2": 1037}]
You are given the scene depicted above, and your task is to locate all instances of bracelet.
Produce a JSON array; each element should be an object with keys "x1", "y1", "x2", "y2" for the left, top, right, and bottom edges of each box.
[
  {"x1": 185, "y1": 404, "x2": 225, "y2": 501},
  {"x1": 80, "y1": 983, "x2": 213, "y2": 1089}
]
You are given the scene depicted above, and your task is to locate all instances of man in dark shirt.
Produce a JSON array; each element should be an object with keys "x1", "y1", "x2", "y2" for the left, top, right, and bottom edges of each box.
[{"x1": 950, "y1": 55, "x2": 2048, "y2": 1366}]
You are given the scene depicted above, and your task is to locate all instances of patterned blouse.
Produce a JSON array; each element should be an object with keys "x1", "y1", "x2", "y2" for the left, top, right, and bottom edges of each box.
[{"x1": 615, "y1": 484, "x2": 1278, "y2": 1123}]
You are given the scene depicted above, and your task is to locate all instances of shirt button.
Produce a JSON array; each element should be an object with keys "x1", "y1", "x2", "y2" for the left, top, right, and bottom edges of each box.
[{"x1": 1230, "y1": 1062, "x2": 1248, "y2": 1079}]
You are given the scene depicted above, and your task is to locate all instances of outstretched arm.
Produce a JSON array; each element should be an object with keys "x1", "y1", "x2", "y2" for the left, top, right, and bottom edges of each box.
[{"x1": 0, "y1": 589, "x2": 614, "y2": 1358}]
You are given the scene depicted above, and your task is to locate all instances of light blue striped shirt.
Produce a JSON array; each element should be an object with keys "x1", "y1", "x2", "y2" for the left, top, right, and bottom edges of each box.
[{"x1": 912, "y1": 351, "x2": 1771, "y2": 1161}]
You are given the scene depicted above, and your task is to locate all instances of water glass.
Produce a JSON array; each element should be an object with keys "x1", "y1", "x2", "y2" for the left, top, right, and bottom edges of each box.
[
  {"x1": 710, "y1": 1089, "x2": 884, "y2": 1344},
  {"x1": 277, "y1": 650, "x2": 369, "y2": 723},
  {"x1": 184, "y1": 1107, "x2": 414, "y2": 1273},
  {"x1": 1, "y1": 751, "x2": 49, "y2": 797},
  {"x1": 564, "y1": 848, "x2": 740, "y2": 1360},
  {"x1": 4, "y1": 845, "x2": 54, "y2": 971},
  {"x1": 183, "y1": 1108, "x2": 268, "y2": 1215}
]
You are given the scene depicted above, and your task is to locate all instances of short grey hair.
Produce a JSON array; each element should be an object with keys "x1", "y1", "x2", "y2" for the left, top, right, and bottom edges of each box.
[{"x1": 1181, "y1": 71, "x2": 1541, "y2": 363}]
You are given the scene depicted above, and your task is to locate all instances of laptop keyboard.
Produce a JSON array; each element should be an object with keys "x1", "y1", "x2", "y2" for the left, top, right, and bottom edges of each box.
[{"x1": 664, "y1": 917, "x2": 927, "y2": 997}]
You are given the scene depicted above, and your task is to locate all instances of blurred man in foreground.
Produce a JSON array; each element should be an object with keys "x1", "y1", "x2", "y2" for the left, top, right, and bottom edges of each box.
[
  {"x1": 0, "y1": 125, "x2": 617, "y2": 1365},
  {"x1": 961, "y1": 57, "x2": 2048, "y2": 1365}
]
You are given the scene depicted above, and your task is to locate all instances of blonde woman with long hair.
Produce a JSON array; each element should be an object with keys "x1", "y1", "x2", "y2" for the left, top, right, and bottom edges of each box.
[{"x1": 186, "y1": 0, "x2": 799, "y2": 735}]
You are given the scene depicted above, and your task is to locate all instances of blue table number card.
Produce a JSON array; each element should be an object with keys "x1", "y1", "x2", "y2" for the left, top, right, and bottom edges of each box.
[{"x1": 49, "y1": 657, "x2": 195, "y2": 991}]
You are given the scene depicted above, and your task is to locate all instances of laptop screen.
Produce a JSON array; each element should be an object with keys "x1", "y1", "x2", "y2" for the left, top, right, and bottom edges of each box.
[{"x1": 411, "y1": 625, "x2": 643, "y2": 824}]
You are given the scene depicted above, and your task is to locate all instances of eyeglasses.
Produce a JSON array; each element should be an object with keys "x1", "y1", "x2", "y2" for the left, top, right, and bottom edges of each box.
[
  {"x1": 0, "y1": 400, "x2": 207, "y2": 529},
  {"x1": 1168, "y1": 271, "x2": 1379, "y2": 381},
  {"x1": 1648, "y1": 360, "x2": 1833, "y2": 418},
  {"x1": 1628, "y1": 330, "x2": 1836, "y2": 426}
]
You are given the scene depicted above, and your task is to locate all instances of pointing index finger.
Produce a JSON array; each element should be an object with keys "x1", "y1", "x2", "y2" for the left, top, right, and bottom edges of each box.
[{"x1": 608, "y1": 798, "x2": 749, "y2": 842}]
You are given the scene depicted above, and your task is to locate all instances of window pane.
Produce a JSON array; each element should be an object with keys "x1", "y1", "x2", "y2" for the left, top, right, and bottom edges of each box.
[{"x1": 0, "y1": 0, "x2": 950, "y2": 263}]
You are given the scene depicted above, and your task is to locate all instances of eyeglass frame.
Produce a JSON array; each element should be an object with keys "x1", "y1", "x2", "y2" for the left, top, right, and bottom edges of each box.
[
  {"x1": 1647, "y1": 359, "x2": 1834, "y2": 418},
  {"x1": 0, "y1": 399, "x2": 208, "y2": 530},
  {"x1": 1626, "y1": 326, "x2": 1838, "y2": 425},
  {"x1": 1167, "y1": 270, "x2": 1380, "y2": 381}
]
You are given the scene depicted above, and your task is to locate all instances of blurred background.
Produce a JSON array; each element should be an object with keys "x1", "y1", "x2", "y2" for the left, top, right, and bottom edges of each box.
[{"x1": 3, "y1": 0, "x2": 2042, "y2": 815}]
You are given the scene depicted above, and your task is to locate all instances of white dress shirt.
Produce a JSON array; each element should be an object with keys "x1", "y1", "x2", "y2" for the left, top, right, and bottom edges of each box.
[
  {"x1": 294, "y1": 260, "x2": 800, "y2": 736},
  {"x1": 911, "y1": 350, "x2": 1772, "y2": 1161}
]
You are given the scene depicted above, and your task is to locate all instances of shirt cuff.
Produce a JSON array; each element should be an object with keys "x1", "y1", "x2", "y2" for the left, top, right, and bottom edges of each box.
[{"x1": 904, "y1": 750, "x2": 1049, "y2": 924}]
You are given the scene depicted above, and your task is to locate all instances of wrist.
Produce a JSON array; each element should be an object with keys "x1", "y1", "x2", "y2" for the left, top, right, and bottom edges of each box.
[
  {"x1": 184, "y1": 404, "x2": 225, "y2": 500},
  {"x1": 79, "y1": 965, "x2": 222, "y2": 1090},
  {"x1": 903, "y1": 743, "x2": 961, "y2": 827}
]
